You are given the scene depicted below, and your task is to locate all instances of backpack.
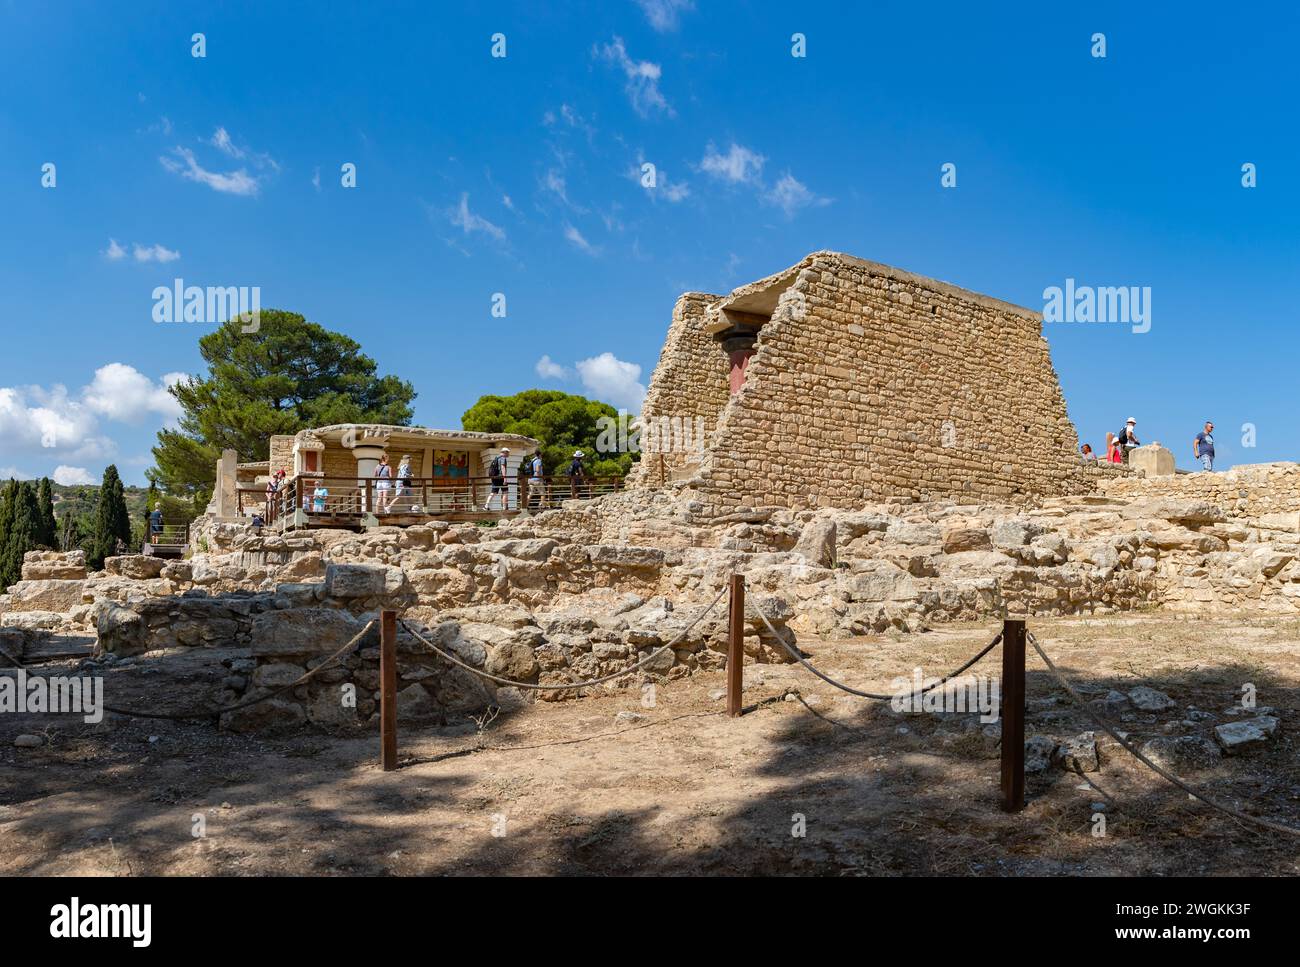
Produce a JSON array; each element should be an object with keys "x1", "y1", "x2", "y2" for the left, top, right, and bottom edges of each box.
[
  {"x1": 528, "y1": 456, "x2": 543, "y2": 477},
  {"x1": 489, "y1": 456, "x2": 505, "y2": 479}
]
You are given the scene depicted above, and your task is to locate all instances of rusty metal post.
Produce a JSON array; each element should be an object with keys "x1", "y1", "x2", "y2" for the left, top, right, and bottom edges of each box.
[
  {"x1": 380, "y1": 609, "x2": 398, "y2": 771},
  {"x1": 1000, "y1": 618, "x2": 1026, "y2": 812},
  {"x1": 727, "y1": 573, "x2": 745, "y2": 717}
]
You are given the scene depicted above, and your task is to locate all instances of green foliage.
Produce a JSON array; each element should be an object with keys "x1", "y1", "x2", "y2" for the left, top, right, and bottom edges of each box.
[
  {"x1": 59, "y1": 512, "x2": 81, "y2": 553},
  {"x1": 89, "y1": 465, "x2": 132, "y2": 569},
  {"x1": 461, "y1": 389, "x2": 634, "y2": 478},
  {"x1": 0, "y1": 482, "x2": 40, "y2": 591},
  {"x1": 0, "y1": 479, "x2": 16, "y2": 590},
  {"x1": 149, "y1": 309, "x2": 418, "y2": 505},
  {"x1": 35, "y1": 477, "x2": 57, "y2": 548},
  {"x1": 52, "y1": 481, "x2": 148, "y2": 560}
]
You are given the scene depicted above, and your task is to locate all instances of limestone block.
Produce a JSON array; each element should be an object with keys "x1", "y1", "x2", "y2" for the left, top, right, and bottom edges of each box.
[{"x1": 1130, "y1": 444, "x2": 1175, "y2": 477}]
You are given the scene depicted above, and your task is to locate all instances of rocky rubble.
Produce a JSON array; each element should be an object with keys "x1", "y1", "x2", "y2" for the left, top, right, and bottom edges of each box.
[{"x1": 7, "y1": 474, "x2": 1300, "y2": 734}]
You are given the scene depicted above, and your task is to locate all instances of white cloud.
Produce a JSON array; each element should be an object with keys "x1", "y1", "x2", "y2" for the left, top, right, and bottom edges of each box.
[
  {"x1": 535, "y1": 355, "x2": 570, "y2": 380},
  {"x1": 103, "y1": 238, "x2": 127, "y2": 261},
  {"x1": 449, "y1": 193, "x2": 506, "y2": 241},
  {"x1": 541, "y1": 168, "x2": 569, "y2": 204},
  {"x1": 132, "y1": 242, "x2": 181, "y2": 263},
  {"x1": 765, "y1": 173, "x2": 829, "y2": 217},
  {"x1": 502, "y1": 193, "x2": 515, "y2": 211},
  {"x1": 662, "y1": 179, "x2": 690, "y2": 202},
  {"x1": 636, "y1": 0, "x2": 694, "y2": 32},
  {"x1": 312, "y1": 167, "x2": 322, "y2": 192},
  {"x1": 628, "y1": 157, "x2": 691, "y2": 203},
  {"x1": 563, "y1": 223, "x2": 599, "y2": 255},
  {"x1": 576, "y1": 353, "x2": 646, "y2": 412},
  {"x1": 700, "y1": 142, "x2": 766, "y2": 185},
  {"x1": 160, "y1": 146, "x2": 261, "y2": 196},
  {"x1": 52, "y1": 465, "x2": 96, "y2": 485},
  {"x1": 596, "y1": 37, "x2": 673, "y2": 118},
  {"x1": 0, "y1": 384, "x2": 113, "y2": 462},
  {"x1": 82, "y1": 364, "x2": 185, "y2": 424},
  {"x1": 0, "y1": 365, "x2": 185, "y2": 480},
  {"x1": 209, "y1": 126, "x2": 244, "y2": 158}
]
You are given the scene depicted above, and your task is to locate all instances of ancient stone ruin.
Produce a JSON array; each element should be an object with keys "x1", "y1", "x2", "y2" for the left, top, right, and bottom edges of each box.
[
  {"x1": 4, "y1": 253, "x2": 1299, "y2": 738},
  {"x1": 628, "y1": 251, "x2": 1123, "y2": 512}
]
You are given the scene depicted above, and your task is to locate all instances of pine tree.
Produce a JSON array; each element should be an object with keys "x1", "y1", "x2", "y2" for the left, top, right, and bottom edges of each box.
[
  {"x1": 89, "y1": 465, "x2": 132, "y2": 568},
  {"x1": 36, "y1": 477, "x2": 57, "y2": 548},
  {"x1": 0, "y1": 482, "x2": 40, "y2": 590}
]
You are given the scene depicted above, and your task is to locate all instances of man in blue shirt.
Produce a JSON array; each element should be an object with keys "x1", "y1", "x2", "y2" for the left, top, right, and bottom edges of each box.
[{"x1": 1193, "y1": 420, "x2": 1215, "y2": 471}]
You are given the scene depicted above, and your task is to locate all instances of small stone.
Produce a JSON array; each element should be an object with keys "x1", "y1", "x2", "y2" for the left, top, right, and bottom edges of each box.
[
  {"x1": 1140, "y1": 735, "x2": 1221, "y2": 774},
  {"x1": 1090, "y1": 802, "x2": 1107, "y2": 813},
  {"x1": 13, "y1": 734, "x2": 43, "y2": 748},
  {"x1": 615, "y1": 711, "x2": 646, "y2": 723},
  {"x1": 1024, "y1": 735, "x2": 1056, "y2": 773},
  {"x1": 1054, "y1": 731, "x2": 1099, "y2": 773},
  {"x1": 1127, "y1": 686, "x2": 1175, "y2": 712},
  {"x1": 1214, "y1": 717, "x2": 1280, "y2": 755}
]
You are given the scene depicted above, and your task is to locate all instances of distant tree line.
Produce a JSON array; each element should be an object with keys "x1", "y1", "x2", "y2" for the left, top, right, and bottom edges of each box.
[{"x1": 0, "y1": 466, "x2": 139, "y2": 591}]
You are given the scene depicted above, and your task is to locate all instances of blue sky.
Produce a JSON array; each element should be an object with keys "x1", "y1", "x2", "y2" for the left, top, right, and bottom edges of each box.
[{"x1": 1, "y1": 0, "x2": 1297, "y2": 485}]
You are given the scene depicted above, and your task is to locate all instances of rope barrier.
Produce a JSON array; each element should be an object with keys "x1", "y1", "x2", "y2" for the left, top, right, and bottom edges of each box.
[
  {"x1": 1027, "y1": 630, "x2": 1300, "y2": 838},
  {"x1": 2, "y1": 620, "x2": 377, "y2": 723},
  {"x1": 746, "y1": 600, "x2": 1003, "y2": 702},
  {"x1": 398, "y1": 583, "x2": 729, "y2": 692}
]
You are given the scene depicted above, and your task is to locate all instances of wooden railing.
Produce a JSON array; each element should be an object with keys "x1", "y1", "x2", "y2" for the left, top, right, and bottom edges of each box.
[
  {"x1": 252, "y1": 473, "x2": 624, "y2": 527},
  {"x1": 147, "y1": 524, "x2": 189, "y2": 547}
]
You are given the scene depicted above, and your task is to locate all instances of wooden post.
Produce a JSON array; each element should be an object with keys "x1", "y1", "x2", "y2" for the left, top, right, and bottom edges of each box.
[
  {"x1": 1000, "y1": 618, "x2": 1026, "y2": 812},
  {"x1": 727, "y1": 573, "x2": 745, "y2": 717},
  {"x1": 380, "y1": 609, "x2": 398, "y2": 771}
]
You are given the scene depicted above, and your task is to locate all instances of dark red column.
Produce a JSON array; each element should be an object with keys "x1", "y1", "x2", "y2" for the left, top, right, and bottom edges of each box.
[{"x1": 728, "y1": 349, "x2": 755, "y2": 393}]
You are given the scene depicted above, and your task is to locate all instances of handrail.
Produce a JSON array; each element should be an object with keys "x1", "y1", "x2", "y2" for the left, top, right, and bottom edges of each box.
[{"x1": 261, "y1": 472, "x2": 625, "y2": 524}]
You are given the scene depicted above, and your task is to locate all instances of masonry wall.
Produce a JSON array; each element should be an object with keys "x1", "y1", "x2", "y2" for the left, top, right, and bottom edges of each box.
[
  {"x1": 643, "y1": 252, "x2": 1093, "y2": 512},
  {"x1": 1099, "y1": 463, "x2": 1300, "y2": 520},
  {"x1": 269, "y1": 436, "x2": 295, "y2": 476},
  {"x1": 626, "y1": 291, "x2": 729, "y2": 488}
]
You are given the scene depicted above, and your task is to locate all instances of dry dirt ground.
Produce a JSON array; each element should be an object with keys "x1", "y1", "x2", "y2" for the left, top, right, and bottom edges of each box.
[{"x1": 3, "y1": 611, "x2": 1299, "y2": 876}]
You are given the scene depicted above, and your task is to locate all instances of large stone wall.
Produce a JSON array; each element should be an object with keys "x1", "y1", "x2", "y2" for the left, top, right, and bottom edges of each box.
[
  {"x1": 626, "y1": 291, "x2": 729, "y2": 488},
  {"x1": 269, "y1": 435, "x2": 294, "y2": 476},
  {"x1": 1099, "y1": 462, "x2": 1300, "y2": 521},
  {"x1": 635, "y1": 252, "x2": 1096, "y2": 512}
]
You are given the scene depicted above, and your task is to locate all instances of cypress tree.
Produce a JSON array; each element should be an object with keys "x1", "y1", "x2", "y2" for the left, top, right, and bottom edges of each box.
[
  {"x1": 59, "y1": 512, "x2": 80, "y2": 553},
  {"x1": 0, "y1": 482, "x2": 40, "y2": 590},
  {"x1": 36, "y1": 477, "x2": 57, "y2": 548},
  {"x1": 89, "y1": 465, "x2": 132, "y2": 568},
  {"x1": 0, "y1": 479, "x2": 15, "y2": 588}
]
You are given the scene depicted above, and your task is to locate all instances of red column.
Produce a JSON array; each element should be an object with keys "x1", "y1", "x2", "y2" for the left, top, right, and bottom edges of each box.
[{"x1": 728, "y1": 349, "x2": 754, "y2": 394}]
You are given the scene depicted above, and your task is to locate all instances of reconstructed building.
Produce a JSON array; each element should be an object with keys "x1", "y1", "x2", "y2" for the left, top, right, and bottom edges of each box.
[
  {"x1": 629, "y1": 251, "x2": 1105, "y2": 511},
  {"x1": 207, "y1": 424, "x2": 540, "y2": 527}
]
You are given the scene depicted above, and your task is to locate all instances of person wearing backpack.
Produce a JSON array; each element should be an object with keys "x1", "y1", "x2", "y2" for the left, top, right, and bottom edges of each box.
[
  {"x1": 1115, "y1": 418, "x2": 1140, "y2": 464},
  {"x1": 484, "y1": 446, "x2": 511, "y2": 511},
  {"x1": 566, "y1": 449, "x2": 588, "y2": 499},
  {"x1": 524, "y1": 451, "x2": 544, "y2": 512}
]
